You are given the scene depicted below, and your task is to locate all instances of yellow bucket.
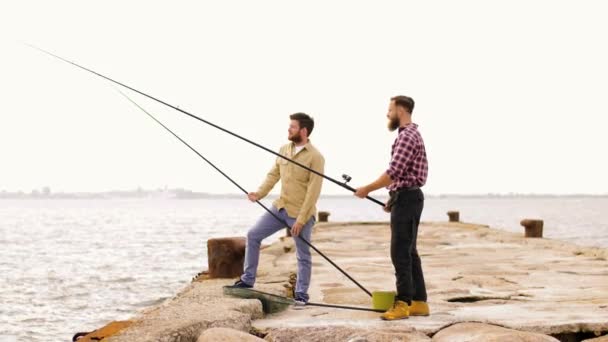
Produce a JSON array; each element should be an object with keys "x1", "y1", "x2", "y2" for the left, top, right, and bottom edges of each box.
[{"x1": 372, "y1": 291, "x2": 396, "y2": 311}]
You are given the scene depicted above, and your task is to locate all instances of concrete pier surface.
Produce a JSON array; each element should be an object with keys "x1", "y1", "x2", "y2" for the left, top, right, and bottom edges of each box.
[{"x1": 93, "y1": 221, "x2": 608, "y2": 342}]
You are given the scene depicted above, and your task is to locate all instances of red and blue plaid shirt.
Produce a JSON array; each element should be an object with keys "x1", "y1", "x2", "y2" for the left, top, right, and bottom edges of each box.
[{"x1": 386, "y1": 123, "x2": 428, "y2": 191}]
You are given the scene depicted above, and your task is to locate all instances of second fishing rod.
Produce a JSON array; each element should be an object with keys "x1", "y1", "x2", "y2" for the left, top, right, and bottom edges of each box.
[
  {"x1": 30, "y1": 45, "x2": 385, "y2": 207},
  {"x1": 118, "y1": 90, "x2": 373, "y2": 298}
]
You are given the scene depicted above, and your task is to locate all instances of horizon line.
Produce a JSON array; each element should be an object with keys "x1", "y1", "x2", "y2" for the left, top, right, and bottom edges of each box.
[{"x1": 1, "y1": 188, "x2": 607, "y2": 198}]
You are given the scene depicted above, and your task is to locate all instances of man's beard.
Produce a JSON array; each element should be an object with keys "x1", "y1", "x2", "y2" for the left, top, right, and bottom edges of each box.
[
  {"x1": 387, "y1": 116, "x2": 400, "y2": 131},
  {"x1": 289, "y1": 133, "x2": 302, "y2": 143}
]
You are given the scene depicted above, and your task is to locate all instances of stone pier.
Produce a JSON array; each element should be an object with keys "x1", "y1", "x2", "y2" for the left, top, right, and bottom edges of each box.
[{"x1": 87, "y1": 221, "x2": 607, "y2": 342}]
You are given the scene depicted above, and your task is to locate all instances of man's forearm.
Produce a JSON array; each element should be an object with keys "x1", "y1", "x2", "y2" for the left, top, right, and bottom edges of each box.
[{"x1": 363, "y1": 172, "x2": 393, "y2": 193}]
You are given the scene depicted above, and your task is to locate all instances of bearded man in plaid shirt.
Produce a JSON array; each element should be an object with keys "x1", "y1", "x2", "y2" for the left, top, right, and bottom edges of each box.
[{"x1": 355, "y1": 95, "x2": 429, "y2": 320}]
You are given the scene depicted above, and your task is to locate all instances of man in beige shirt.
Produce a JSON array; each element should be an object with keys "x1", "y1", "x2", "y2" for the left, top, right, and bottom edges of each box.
[{"x1": 229, "y1": 113, "x2": 324, "y2": 305}]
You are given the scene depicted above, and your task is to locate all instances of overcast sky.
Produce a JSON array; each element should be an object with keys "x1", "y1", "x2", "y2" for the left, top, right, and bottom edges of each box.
[{"x1": 1, "y1": 1, "x2": 607, "y2": 195}]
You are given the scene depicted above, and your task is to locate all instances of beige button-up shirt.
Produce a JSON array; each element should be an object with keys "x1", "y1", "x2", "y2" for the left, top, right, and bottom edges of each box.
[{"x1": 257, "y1": 141, "x2": 325, "y2": 225}]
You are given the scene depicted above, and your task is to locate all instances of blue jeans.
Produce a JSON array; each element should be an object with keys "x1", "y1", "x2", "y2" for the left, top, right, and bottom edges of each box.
[{"x1": 240, "y1": 206, "x2": 315, "y2": 300}]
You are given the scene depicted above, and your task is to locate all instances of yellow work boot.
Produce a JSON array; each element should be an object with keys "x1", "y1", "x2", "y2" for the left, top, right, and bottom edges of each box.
[
  {"x1": 410, "y1": 301, "x2": 430, "y2": 316},
  {"x1": 380, "y1": 300, "x2": 409, "y2": 320}
]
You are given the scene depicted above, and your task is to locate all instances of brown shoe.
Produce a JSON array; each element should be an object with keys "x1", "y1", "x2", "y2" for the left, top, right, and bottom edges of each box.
[
  {"x1": 380, "y1": 300, "x2": 409, "y2": 320},
  {"x1": 410, "y1": 301, "x2": 430, "y2": 316}
]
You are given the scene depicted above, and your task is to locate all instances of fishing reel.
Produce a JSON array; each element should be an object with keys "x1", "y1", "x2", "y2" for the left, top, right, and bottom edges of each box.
[{"x1": 342, "y1": 174, "x2": 352, "y2": 185}]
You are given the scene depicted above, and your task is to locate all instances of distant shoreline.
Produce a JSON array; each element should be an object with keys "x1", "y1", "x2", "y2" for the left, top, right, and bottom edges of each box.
[{"x1": 1, "y1": 189, "x2": 606, "y2": 200}]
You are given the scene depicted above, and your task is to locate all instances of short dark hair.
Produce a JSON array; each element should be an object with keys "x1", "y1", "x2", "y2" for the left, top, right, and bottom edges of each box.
[
  {"x1": 391, "y1": 95, "x2": 415, "y2": 114},
  {"x1": 289, "y1": 112, "x2": 315, "y2": 136}
]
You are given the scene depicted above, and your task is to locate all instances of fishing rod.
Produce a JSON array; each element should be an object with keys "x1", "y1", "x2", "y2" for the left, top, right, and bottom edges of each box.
[
  {"x1": 306, "y1": 301, "x2": 384, "y2": 313},
  {"x1": 231, "y1": 288, "x2": 384, "y2": 313},
  {"x1": 117, "y1": 89, "x2": 373, "y2": 297},
  {"x1": 28, "y1": 45, "x2": 385, "y2": 207}
]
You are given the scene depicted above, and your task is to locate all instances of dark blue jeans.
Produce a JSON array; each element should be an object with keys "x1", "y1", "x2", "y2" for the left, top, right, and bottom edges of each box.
[{"x1": 390, "y1": 188, "x2": 427, "y2": 305}]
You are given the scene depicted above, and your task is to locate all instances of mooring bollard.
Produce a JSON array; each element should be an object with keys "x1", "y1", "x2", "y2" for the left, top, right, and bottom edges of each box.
[
  {"x1": 319, "y1": 211, "x2": 330, "y2": 222},
  {"x1": 447, "y1": 211, "x2": 460, "y2": 222},
  {"x1": 520, "y1": 219, "x2": 544, "y2": 238},
  {"x1": 206, "y1": 237, "x2": 246, "y2": 278},
  {"x1": 287, "y1": 211, "x2": 330, "y2": 237}
]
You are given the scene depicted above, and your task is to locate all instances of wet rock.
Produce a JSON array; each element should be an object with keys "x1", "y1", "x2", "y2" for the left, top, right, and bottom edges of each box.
[
  {"x1": 432, "y1": 322, "x2": 558, "y2": 342},
  {"x1": 207, "y1": 237, "x2": 246, "y2": 278},
  {"x1": 197, "y1": 327, "x2": 264, "y2": 341}
]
